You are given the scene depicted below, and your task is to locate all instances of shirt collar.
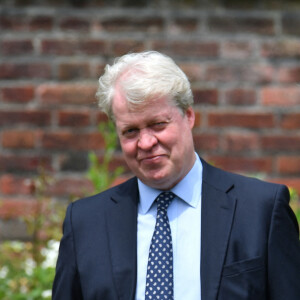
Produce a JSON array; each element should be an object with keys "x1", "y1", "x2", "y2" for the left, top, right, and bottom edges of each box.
[{"x1": 138, "y1": 153, "x2": 203, "y2": 214}]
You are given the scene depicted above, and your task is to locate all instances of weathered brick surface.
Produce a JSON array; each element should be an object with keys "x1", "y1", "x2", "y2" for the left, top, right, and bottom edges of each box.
[
  {"x1": 0, "y1": 110, "x2": 51, "y2": 126},
  {"x1": 2, "y1": 130, "x2": 37, "y2": 149},
  {"x1": 277, "y1": 156, "x2": 300, "y2": 175},
  {"x1": 58, "y1": 110, "x2": 91, "y2": 127},
  {"x1": 0, "y1": 86, "x2": 35, "y2": 103},
  {"x1": 0, "y1": 63, "x2": 52, "y2": 79},
  {"x1": 207, "y1": 14, "x2": 275, "y2": 35},
  {"x1": 262, "y1": 87, "x2": 300, "y2": 106},
  {"x1": 280, "y1": 113, "x2": 300, "y2": 129},
  {"x1": 208, "y1": 112, "x2": 274, "y2": 129},
  {"x1": 1, "y1": 4, "x2": 300, "y2": 239},
  {"x1": 224, "y1": 89, "x2": 256, "y2": 106},
  {"x1": 205, "y1": 156, "x2": 273, "y2": 174},
  {"x1": 37, "y1": 84, "x2": 97, "y2": 106},
  {"x1": 40, "y1": 131, "x2": 104, "y2": 151},
  {"x1": 1, "y1": 39, "x2": 34, "y2": 56}
]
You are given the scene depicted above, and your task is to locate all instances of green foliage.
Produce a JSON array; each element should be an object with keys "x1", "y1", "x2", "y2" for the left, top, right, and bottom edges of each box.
[
  {"x1": 0, "y1": 170, "x2": 62, "y2": 300},
  {"x1": 290, "y1": 187, "x2": 300, "y2": 228},
  {"x1": 0, "y1": 120, "x2": 124, "y2": 299},
  {"x1": 87, "y1": 121, "x2": 124, "y2": 193},
  {"x1": 0, "y1": 240, "x2": 57, "y2": 300}
]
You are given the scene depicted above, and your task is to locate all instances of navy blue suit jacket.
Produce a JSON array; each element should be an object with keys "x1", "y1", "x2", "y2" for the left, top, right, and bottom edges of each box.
[{"x1": 53, "y1": 159, "x2": 300, "y2": 299}]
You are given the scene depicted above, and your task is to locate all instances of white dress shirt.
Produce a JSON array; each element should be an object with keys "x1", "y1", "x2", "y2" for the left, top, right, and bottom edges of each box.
[{"x1": 135, "y1": 154, "x2": 203, "y2": 300}]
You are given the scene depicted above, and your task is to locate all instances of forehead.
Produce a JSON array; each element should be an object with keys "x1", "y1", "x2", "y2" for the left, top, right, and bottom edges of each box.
[{"x1": 113, "y1": 91, "x2": 177, "y2": 124}]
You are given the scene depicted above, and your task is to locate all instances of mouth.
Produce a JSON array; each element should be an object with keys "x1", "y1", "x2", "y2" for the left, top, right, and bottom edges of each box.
[{"x1": 138, "y1": 154, "x2": 166, "y2": 164}]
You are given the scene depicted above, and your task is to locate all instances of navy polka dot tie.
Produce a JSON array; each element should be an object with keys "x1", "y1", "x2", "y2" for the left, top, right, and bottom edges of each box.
[{"x1": 145, "y1": 191, "x2": 175, "y2": 300}]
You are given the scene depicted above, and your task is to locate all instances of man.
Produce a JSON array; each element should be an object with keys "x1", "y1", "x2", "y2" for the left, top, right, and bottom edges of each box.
[{"x1": 53, "y1": 51, "x2": 300, "y2": 299}]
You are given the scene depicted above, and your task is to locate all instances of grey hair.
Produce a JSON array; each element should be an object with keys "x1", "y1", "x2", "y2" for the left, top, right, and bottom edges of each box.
[{"x1": 95, "y1": 51, "x2": 193, "y2": 119}]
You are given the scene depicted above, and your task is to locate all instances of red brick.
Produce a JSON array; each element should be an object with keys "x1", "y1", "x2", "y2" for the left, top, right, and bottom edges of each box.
[
  {"x1": 0, "y1": 175, "x2": 33, "y2": 195},
  {"x1": 0, "y1": 154, "x2": 51, "y2": 173},
  {"x1": 41, "y1": 38, "x2": 108, "y2": 56},
  {"x1": 29, "y1": 16, "x2": 54, "y2": 30},
  {"x1": 208, "y1": 15, "x2": 275, "y2": 35},
  {"x1": 278, "y1": 66, "x2": 300, "y2": 83},
  {"x1": 0, "y1": 110, "x2": 51, "y2": 126},
  {"x1": 46, "y1": 176, "x2": 93, "y2": 197},
  {"x1": 153, "y1": 41, "x2": 219, "y2": 58},
  {"x1": 193, "y1": 89, "x2": 218, "y2": 105},
  {"x1": 41, "y1": 131, "x2": 104, "y2": 151},
  {"x1": 111, "y1": 40, "x2": 145, "y2": 56},
  {"x1": 58, "y1": 110, "x2": 90, "y2": 127},
  {"x1": 37, "y1": 84, "x2": 97, "y2": 106},
  {"x1": 221, "y1": 41, "x2": 253, "y2": 59},
  {"x1": 95, "y1": 153, "x2": 129, "y2": 173},
  {"x1": 205, "y1": 65, "x2": 241, "y2": 82},
  {"x1": 251, "y1": 64, "x2": 275, "y2": 84},
  {"x1": 277, "y1": 156, "x2": 300, "y2": 175},
  {"x1": 205, "y1": 64, "x2": 273, "y2": 83},
  {"x1": 261, "y1": 135, "x2": 300, "y2": 151},
  {"x1": 224, "y1": 89, "x2": 256, "y2": 105},
  {"x1": 111, "y1": 175, "x2": 131, "y2": 187},
  {"x1": 58, "y1": 62, "x2": 91, "y2": 80},
  {"x1": 261, "y1": 40, "x2": 300, "y2": 58},
  {"x1": 193, "y1": 133, "x2": 219, "y2": 151},
  {"x1": 268, "y1": 178, "x2": 300, "y2": 195},
  {"x1": 0, "y1": 86, "x2": 35, "y2": 103},
  {"x1": 280, "y1": 113, "x2": 300, "y2": 129},
  {"x1": 59, "y1": 17, "x2": 90, "y2": 31},
  {"x1": 172, "y1": 17, "x2": 198, "y2": 32},
  {"x1": 223, "y1": 132, "x2": 259, "y2": 152},
  {"x1": 0, "y1": 14, "x2": 27, "y2": 30},
  {"x1": 1, "y1": 39, "x2": 33, "y2": 55},
  {"x1": 178, "y1": 63, "x2": 203, "y2": 82},
  {"x1": 41, "y1": 39, "x2": 78, "y2": 55},
  {"x1": 207, "y1": 156, "x2": 273, "y2": 173},
  {"x1": 208, "y1": 112, "x2": 274, "y2": 129},
  {"x1": 2, "y1": 130, "x2": 36, "y2": 149},
  {"x1": 261, "y1": 87, "x2": 300, "y2": 106},
  {"x1": 58, "y1": 153, "x2": 88, "y2": 172},
  {"x1": 95, "y1": 63, "x2": 106, "y2": 77},
  {"x1": 111, "y1": 39, "x2": 145, "y2": 56},
  {"x1": 96, "y1": 112, "x2": 109, "y2": 124},
  {"x1": 0, "y1": 198, "x2": 37, "y2": 219},
  {"x1": 0, "y1": 63, "x2": 52, "y2": 79},
  {"x1": 79, "y1": 40, "x2": 108, "y2": 55},
  {"x1": 194, "y1": 111, "x2": 202, "y2": 128},
  {"x1": 100, "y1": 16, "x2": 164, "y2": 32}
]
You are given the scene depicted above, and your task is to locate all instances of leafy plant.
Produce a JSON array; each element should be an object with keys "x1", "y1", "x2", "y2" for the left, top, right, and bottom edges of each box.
[
  {"x1": 0, "y1": 169, "x2": 62, "y2": 300},
  {"x1": 87, "y1": 121, "x2": 124, "y2": 193},
  {"x1": 290, "y1": 187, "x2": 300, "y2": 229},
  {"x1": 0, "y1": 120, "x2": 124, "y2": 299}
]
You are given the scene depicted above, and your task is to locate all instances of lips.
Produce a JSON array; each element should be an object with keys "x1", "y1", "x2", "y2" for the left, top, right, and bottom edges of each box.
[{"x1": 138, "y1": 154, "x2": 166, "y2": 164}]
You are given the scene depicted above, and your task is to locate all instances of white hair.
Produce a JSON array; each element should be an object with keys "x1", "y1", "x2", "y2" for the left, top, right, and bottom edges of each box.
[{"x1": 95, "y1": 51, "x2": 193, "y2": 119}]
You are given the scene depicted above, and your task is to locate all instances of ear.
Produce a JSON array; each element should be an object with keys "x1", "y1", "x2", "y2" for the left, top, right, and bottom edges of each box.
[{"x1": 185, "y1": 107, "x2": 195, "y2": 129}]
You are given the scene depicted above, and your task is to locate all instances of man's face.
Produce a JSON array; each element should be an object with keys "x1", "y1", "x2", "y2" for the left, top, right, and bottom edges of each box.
[{"x1": 112, "y1": 88, "x2": 196, "y2": 190}]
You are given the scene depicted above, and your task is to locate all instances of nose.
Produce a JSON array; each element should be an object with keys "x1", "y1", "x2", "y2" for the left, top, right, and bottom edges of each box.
[{"x1": 137, "y1": 129, "x2": 157, "y2": 150}]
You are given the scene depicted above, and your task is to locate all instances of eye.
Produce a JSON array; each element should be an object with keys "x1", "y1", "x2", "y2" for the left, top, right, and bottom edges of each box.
[
  {"x1": 123, "y1": 128, "x2": 139, "y2": 138},
  {"x1": 152, "y1": 122, "x2": 167, "y2": 130}
]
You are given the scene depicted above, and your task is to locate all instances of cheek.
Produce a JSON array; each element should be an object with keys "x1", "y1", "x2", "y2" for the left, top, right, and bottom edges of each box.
[{"x1": 120, "y1": 140, "x2": 137, "y2": 158}]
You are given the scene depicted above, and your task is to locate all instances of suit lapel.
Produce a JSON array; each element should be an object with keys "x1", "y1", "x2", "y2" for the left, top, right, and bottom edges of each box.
[
  {"x1": 105, "y1": 177, "x2": 139, "y2": 300},
  {"x1": 200, "y1": 160, "x2": 237, "y2": 300}
]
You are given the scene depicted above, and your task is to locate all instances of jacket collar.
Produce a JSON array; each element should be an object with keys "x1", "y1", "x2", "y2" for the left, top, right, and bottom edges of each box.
[
  {"x1": 105, "y1": 177, "x2": 139, "y2": 300},
  {"x1": 200, "y1": 158, "x2": 237, "y2": 300}
]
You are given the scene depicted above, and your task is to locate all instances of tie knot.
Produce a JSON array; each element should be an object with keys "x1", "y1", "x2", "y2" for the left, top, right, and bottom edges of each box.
[{"x1": 156, "y1": 191, "x2": 175, "y2": 211}]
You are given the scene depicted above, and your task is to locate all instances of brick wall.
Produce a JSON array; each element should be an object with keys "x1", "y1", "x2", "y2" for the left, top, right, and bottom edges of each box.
[{"x1": 1, "y1": 4, "x2": 300, "y2": 239}]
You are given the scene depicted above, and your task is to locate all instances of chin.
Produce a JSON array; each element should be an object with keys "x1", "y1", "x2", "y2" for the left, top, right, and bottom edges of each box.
[{"x1": 143, "y1": 174, "x2": 177, "y2": 190}]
